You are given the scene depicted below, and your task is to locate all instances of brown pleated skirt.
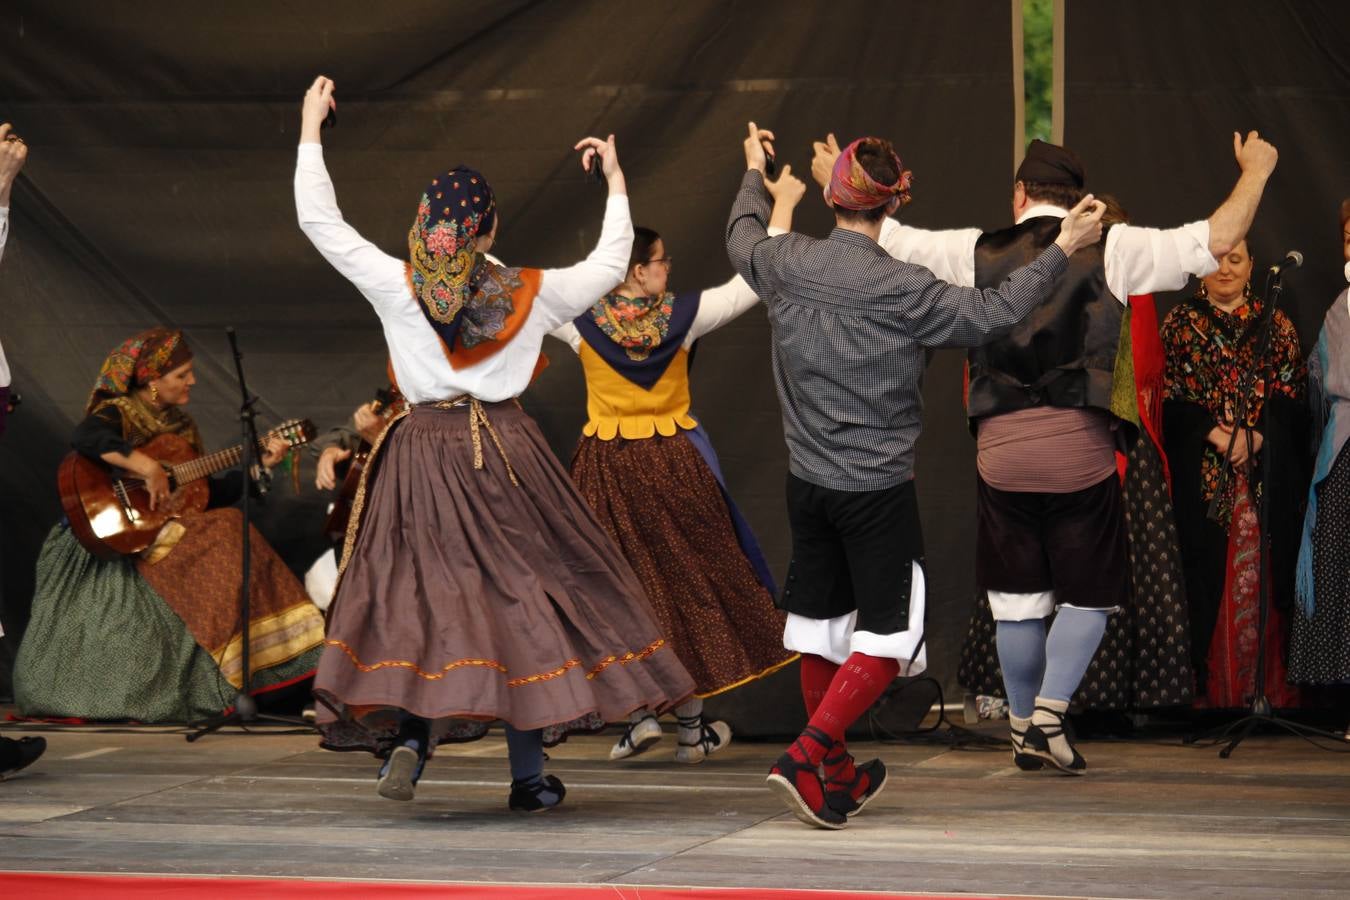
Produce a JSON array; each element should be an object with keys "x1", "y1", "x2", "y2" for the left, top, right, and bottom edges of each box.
[
  {"x1": 570, "y1": 431, "x2": 795, "y2": 696},
  {"x1": 314, "y1": 400, "x2": 695, "y2": 754}
]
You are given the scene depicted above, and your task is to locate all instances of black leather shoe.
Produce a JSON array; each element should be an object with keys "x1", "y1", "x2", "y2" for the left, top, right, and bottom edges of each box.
[
  {"x1": 0, "y1": 736, "x2": 46, "y2": 779},
  {"x1": 509, "y1": 774, "x2": 566, "y2": 812}
]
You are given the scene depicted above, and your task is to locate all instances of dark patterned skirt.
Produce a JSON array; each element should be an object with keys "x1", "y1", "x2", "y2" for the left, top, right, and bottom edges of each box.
[
  {"x1": 958, "y1": 435, "x2": 1195, "y2": 710},
  {"x1": 315, "y1": 401, "x2": 696, "y2": 754},
  {"x1": 1289, "y1": 441, "x2": 1350, "y2": 684},
  {"x1": 570, "y1": 427, "x2": 795, "y2": 697}
]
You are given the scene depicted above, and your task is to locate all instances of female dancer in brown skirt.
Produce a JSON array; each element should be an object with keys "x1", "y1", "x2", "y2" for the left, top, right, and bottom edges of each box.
[
  {"x1": 547, "y1": 167, "x2": 807, "y2": 763},
  {"x1": 294, "y1": 76, "x2": 694, "y2": 811}
]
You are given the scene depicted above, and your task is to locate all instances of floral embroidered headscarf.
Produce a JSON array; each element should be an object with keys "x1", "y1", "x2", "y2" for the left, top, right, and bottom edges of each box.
[
  {"x1": 408, "y1": 166, "x2": 522, "y2": 353},
  {"x1": 86, "y1": 327, "x2": 192, "y2": 414}
]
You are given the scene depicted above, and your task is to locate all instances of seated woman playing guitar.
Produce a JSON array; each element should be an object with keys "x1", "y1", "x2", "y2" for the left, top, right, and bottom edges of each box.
[{"x1": 12, "y1": 328, "x2": 327, "y2": 722}]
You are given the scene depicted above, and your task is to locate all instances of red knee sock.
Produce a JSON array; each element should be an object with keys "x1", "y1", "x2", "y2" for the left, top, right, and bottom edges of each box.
[
  {"x1": 800, "y1": 653, "x2": 839, "y2": 717},
  {"x1": 791, "y1": 652, "x2": 899, "y2": 766},
  {"x1": 779, "y1": 653, "x2": 898, "y2": 808},
  {"x1": 800, "y1": 654, "x2": 862, "y2": 794}
]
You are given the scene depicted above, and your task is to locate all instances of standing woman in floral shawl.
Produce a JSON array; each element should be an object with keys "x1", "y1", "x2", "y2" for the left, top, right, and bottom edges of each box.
[
  {"x1": 14, "y1": 328, "x2": 325, "y2": 722},
  {"x1": 294, "y1": 76, "x2": 694, "y2": 813},
  {"x1": 547, "y1": 167, "x2": 807, "y2": 765},
  {"x1": 1288, "y1": 200, "x2": 1350, "y2": 697},
  {"x1": 1161, "y1": 239, "x2": 1308, "y2": 709}
]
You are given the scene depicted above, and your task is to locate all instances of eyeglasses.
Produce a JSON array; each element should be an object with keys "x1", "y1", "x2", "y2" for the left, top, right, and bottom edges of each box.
[{"x1": 647, "y1": 256, "x2": 674, "y2": 271}]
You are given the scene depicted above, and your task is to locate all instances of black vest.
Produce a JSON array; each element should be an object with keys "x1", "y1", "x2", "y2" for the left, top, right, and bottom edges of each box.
[{"x1": 968, "y1": 216, "x2": 1122, "y2": 420}]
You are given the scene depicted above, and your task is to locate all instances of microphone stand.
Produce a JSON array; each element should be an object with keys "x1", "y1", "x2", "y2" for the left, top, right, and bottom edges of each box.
[
  {"x1": 1185, "y1": 267, "x2": 1342, "y2": 756},
  {"x1": 187, "y1": 328, "x2": 315, "y2": 741}
]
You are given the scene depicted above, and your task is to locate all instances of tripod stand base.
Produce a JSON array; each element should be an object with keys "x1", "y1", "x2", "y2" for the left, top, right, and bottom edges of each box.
[
  {"x1": 1185, "y1": 700, "x2": 1344, "y2": 758},
  {"x1": 186, "y1": 691, "x2": 316, "y2": 743}
]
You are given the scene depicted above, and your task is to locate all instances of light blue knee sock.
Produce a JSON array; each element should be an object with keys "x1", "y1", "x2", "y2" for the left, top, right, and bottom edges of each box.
[
  {"x1": 995, "y1": 618, "x2": 1047, "y2": 719},
  {"x1": 1040, "y1": 607, "x2": 1109, "y2": 704}
]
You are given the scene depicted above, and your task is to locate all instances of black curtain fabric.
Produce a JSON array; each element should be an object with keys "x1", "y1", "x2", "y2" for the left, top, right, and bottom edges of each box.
[
  {"x1": 0, "y1": 2, "x2": 1013, "y2": 722},
  {"x1": 1063, "y1": 1, "x2": 1350, "y2": 343}
]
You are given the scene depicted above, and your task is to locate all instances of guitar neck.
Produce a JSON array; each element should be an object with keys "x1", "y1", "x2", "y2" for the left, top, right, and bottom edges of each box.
[{"x1": 168, "y1": 442, "x2": 258, "y2": 487}]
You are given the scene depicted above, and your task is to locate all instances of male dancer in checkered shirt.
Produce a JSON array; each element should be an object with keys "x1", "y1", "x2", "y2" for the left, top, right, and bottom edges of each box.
[
  {"x1": 808, "y1": 131, "x2": 1278, "y2": 777},
  {"x1": 725, "y1": 123, "x2": 1105, "y2": 828}
]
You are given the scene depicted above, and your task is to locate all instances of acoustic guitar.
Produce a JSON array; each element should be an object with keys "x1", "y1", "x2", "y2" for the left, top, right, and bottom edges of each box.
[
  {"x1": 323, "y1": 387, "x2": 405, "y2": 543},
  {"x1": 59, "y1": 418, "x2": 316, "y2": 559}
]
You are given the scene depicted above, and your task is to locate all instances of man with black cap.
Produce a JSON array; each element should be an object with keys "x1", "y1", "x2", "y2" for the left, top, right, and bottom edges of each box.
[{"x1": 811, "y1": 130, "x2": 1278, "y2": 775}]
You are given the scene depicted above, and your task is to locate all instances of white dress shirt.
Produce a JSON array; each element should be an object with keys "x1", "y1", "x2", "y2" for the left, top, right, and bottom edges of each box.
[
  {"x1": 877, "y1": 204, "x2": 1218, "y2": 301},
  {"x1": 295, "y1": 144, "x2": 634, "y2": 403}
]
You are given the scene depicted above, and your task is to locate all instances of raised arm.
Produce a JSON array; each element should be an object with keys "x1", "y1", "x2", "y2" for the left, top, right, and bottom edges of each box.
[
  {"x1": 695, "y1": 164, "x2": 803, "y2": 339},
  {"x1": 1103, "y1": 131, "x2": 1276, "y2": 297},
  {"x1": 294, "y1": 77, "x2": 408, "y2": 311},
  {"x1": 0, "y1": 122, "x2": 27, "y2": 265},
  {"x1": 532, "y1": 134, "x2": 634, "y2": 331},
  {"x1": 547, "y1": 322, "x2": 583, "y2": 353},
  {"x1": 726, "y1": 122, "x2": 783, "y2": 301},
  {"x1": 904, "y1": 193, "x2": 1104, "y2": 347},
  {"x1": 877, "y1": 218, "x2": 981, "y2": 287},
  {"x1": 903, "y1": 246, "x2": 1068, "y2": 348},
  {"x1": 1206, "y1": 131, "x2": 1278, "y2": 257},
  {"x1": 1104, "y1": 219, "x2": 1218, "y2": 299}
]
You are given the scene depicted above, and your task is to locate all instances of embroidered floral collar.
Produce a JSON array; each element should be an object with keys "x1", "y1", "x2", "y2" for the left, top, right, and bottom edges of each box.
[{"x1": 587, "y1": 291, "x2": 676, "y2": 361}]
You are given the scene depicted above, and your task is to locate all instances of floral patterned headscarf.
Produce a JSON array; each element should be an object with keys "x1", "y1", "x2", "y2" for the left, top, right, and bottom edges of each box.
[
  {"x1": 86, "y1": 327, "x2": 192, "y2": 414},
  {"x1": 408, "y1": 166, "x2": 522, "y2": 353}
]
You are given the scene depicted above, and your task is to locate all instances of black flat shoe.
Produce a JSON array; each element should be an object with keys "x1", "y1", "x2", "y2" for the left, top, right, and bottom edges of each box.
[
  {"x1": 1023, "y1": 704, "x2": 1087, "y2": 776},
  {"x1": 1010, "y1": 719, "x2": 1045, "y2": 772},
  {"x1": 0, "y1": 736, "x2": 46, "y2": 779},
  {"x1": 824, "y1": 755, "x2": 888, "y2": 817},
  {"x1": 765, "y1": 726, "x2": 847, "y2": 830},
  {"x1": 509, "y1": 774, "x2": 566, "y2": 812}
]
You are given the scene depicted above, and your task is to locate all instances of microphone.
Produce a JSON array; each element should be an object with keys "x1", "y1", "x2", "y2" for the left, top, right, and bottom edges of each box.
[{"x1": 1271, "y1": 250, "x2": 1302, "y2": 275}]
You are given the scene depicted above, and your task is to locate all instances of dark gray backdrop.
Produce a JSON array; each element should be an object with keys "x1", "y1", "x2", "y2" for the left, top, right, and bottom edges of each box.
[
  {"x1": 0, "y1": 2, "x2": 1016, "y2": 725},
  {"x1": 1064, "y1": 1, "x2": 1350, "y2": 341},
  {"x1": 3, "y1": 3, "x2": 1346, "y2": 730}
]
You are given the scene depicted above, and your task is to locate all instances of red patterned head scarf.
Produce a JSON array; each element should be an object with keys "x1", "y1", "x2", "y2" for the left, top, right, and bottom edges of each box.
[
  {"x1": 829, "y1": 137, "x2": 914, "y2": 212},
  {"x1": 86, "y1": 327, "x2": 192, "y2": 413}
]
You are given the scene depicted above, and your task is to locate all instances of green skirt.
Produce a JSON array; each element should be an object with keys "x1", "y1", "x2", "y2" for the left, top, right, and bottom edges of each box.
[{"x1": 14, "y1": 526, "x2": 317, "y2": 722}]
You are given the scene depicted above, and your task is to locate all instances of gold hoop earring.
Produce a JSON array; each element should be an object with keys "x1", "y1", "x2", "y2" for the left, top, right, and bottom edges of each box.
[{"x1": 1243, "y1": 281, "x2": 1253, "y2": 299}]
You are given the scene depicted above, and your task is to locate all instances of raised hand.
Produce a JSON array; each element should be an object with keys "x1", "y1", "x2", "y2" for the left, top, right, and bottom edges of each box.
[
  {"x1": 573, "y1": 134, "x2": 625, "y2": 194},
  {"x1": 301, "y1": 76, "x2": 337, "y2": 144},
  {"x1": 1053, "y1": 193, "x2": 1105, "y2": 255},
  {"x1": 743, "y1": 122, "x2": 776, "y2": 173},
  {"x1": 810, "y1": 133, "x2": 840, "y2": 189},
  {"x1": 0, "y1": 122, "x2": 29, "y2": 205},
  {"x1": 1233, "y1": 130, "x2": 1277, "y2": 179},
  {"x1": 766, "y1": 164, "x2": 807, "y2": 207}
]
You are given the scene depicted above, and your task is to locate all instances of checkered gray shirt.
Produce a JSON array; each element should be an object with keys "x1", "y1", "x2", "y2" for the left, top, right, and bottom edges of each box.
[{"x1": 726, "y1": 170, "x2": 1070, "y2": 492}]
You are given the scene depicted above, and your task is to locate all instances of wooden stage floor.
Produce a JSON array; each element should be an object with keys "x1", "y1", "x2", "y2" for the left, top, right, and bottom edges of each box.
[{"x1": 1, "y1": 720, "x2": 1348, "y2": 898}]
